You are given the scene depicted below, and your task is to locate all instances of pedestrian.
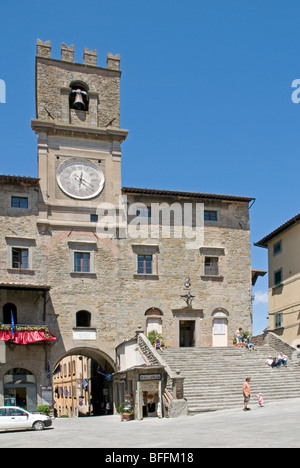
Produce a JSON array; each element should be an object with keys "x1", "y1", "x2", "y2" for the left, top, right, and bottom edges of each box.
[
  {"x1": 154, "y1": 337, "x2": 164, "y2": 352},
  {"x1": 257, "y1": 393, "x2": 264, "y2": 407},
  {"x1": 277, "y1": 352, "x2": 288, "y2": 367},
  {"x1": 265, "y1": 356, "x2": 277, "y2": 368},
  {"x1": 243, "y1": 377, "x2": 251, "y2": 411},
  {"x1": 105, "y1": 400, "x2": 111, "y2": 415},
  {"x1": 236, "y1": 328, "x2": 243, "y2": 347},
  {"x1": 244, "y1": 336, "x2": 256, "y2": 351}
]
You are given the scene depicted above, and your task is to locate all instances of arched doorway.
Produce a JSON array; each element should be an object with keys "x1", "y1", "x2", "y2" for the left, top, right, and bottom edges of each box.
[
  {"x1": 4, "y1": 368, "x2": 37, "y2": 412},
  {"x1": 3, "y1": 303, "x2": 17, "y2": 325},
  {"x1": 52, "y1": 348, "x2": 114, "y2": 418},
  {"x1": 212, "y1": 309, "x2": 229, "y2": 347},
  {"x1": 145, "y1": 308, "x2": 163, "y2": 336}
]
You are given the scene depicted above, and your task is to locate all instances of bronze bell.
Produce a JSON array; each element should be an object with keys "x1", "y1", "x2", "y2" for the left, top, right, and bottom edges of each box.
[{"x1": 72, "y1": 89, "x2": 87, "y2": 111}]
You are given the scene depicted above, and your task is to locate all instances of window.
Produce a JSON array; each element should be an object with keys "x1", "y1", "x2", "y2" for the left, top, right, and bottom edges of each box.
[
  {"x1": 8, "y1": 408, "x2": 27, "y2": 417},
  {"x1": 273, "y1": 241, "x2": 282, "y2": 256},
  {"x1": 145, "y1": 308, "x2": 163, "y2": 335},
  {"x1": 12, "y1": 248, "x2": 29, "y2": 269},
  {"x1": 76, "y1": 310, "x2": 91, "y2": 328},
  {"x1": 132, "y1": 245, "x2": 159, "y2": 278},
  {"x1": 74, "y1": 252, "x2": 90, "y2": 273},
  {"x1": 213, "y1": 319, "x2": 227, "y2": 335},
  {"x1": 275, "y1": 312, "x2": 283, "y2": 329},
  {"x1": 136, "y1": 207, "x2": 151, "y2": 218},
  {"x1": 3, "y1": 303, "x2": 17, "y2": 325},
  {"x1": 138, "y1": 255, "x2": 153, "y2": 275},
  {"x1": 274, "y1": 269, "x2": 282, "y2": 287},
  {"x1": 90, "y1": 214, "x2": 98, "y2": 223},
  {"x1": 69, "y1": 241, "x2": 96, "y2": 275},
  {"x1": 204, "y1": 210, "x2": 217, "y2": 221},
  {"x1": 204, "y1": 257, "x2": 219, "y2": 276},
  {"x1": 11, "y1": 197, "x2": 28, "y2": 209}
]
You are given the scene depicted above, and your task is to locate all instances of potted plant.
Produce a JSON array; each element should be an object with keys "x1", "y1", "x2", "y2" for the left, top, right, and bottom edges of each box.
[{"x1": 117, "y1": 403, "x2": 134, "y2": 421}]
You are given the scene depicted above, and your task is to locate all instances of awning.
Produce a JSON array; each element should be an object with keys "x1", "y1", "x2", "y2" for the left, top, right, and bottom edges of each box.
[{"x1": 0, "y1": 325, "x2": 56, "y2": 345}]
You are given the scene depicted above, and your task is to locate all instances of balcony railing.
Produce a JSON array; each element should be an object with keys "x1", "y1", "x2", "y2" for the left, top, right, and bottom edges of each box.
[{"x1": 0, "y1": 324, "x2": 56, "y2": 345}]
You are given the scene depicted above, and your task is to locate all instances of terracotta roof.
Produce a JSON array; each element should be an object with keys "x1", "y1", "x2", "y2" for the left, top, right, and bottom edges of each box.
[
  {"x1": 255, "y1": 213, "x2": 300, "y2": 247},
  {"x1": 0, "y1": 282, "x2": 51, "y2": 291},
  {"x1": 0, "y1": 175, "x2": 40, "y2": 186},
  {"x1": 122, "y1": 187, "x2": 255, "y2": 203}
]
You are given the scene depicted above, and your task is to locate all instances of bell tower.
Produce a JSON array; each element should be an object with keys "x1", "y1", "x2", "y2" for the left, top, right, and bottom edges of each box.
[{"x1": 31, "y1": 40, "x2": 128, "y2": 226}]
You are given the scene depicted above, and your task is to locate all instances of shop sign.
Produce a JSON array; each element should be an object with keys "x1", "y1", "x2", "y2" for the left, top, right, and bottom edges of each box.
[{"x1": 139, "y1": 374, "x2": 162, "y2": 381}]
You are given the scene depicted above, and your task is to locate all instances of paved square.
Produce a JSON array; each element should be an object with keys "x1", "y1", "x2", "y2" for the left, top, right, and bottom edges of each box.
[{"x1": 1, "y1": 398, "x2": 300, "y2": 448}]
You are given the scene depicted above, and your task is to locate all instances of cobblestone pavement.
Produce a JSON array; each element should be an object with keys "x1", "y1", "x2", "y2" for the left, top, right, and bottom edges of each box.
[{"x1": 1, "y1": 398, "x2": 300, "y2": 448}]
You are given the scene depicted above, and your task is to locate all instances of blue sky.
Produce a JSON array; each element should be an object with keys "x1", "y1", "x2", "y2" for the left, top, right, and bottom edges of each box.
[{"x1": 1, "y1": 0, "x2": 300, "y2": 335}]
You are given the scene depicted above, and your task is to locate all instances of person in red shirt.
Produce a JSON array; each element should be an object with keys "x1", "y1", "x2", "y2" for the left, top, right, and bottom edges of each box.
[{"x1": 243, "y1": 377, "x2": 251, "y2": 411}]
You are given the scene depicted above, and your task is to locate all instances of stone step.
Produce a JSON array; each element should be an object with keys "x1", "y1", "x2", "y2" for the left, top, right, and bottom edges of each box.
[{"x1": 162, "y1": 345, "x2": 299, "y2": 413}]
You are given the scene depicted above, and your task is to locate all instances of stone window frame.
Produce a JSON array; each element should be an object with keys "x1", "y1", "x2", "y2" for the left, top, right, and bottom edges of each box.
[
  {"x1": 204, "y1": 208, "x2": 221, "y2": 226},
  {"x1": 132, "y1": 244, "x2": 160, "y2": 279},
  {"x1": 11, "y1": 196, "x2": 29, "y2": 209},
  {"x1": 144, "y1": 308, "x2": 164, "y2": 335},
  {"x1": 6, "y1": 236, "x2": 36, "y2": 274},
  {"x1": 204, "y1": 210, "x2": 218, "y2": 222},
  {"x1": 8, "y1": 192, "x2": 32, "y2": 213},
  {"x1": 68, "y1": 240, "x2": 97, "y2": 276},
  {"x1": 200, "y1": 247, "x2": 225, "y2": 280}
]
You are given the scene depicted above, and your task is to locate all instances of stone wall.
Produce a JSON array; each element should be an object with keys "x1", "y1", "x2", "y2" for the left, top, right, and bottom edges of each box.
[
  {"x1": 35, "y1": 41, "x2": 121, "y2": 128},
  {"x1": 0, "y1": 180, "x2": 253, "y2": 372}
]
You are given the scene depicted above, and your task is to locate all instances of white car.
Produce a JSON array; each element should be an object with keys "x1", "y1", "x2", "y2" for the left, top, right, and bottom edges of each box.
[{"x1": 0, "y1": 406, "x2": 52, "y2": 431}]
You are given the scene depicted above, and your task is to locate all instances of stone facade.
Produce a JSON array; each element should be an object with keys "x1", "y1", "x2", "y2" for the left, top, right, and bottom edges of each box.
[{"x1": 0, "y1": 41, "x2": 254, "y2": 410}]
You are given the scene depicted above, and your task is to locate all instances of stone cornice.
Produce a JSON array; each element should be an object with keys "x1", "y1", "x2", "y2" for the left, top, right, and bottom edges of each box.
[{"x1": 31, "y1": 119, "x2": 129, "y2": 143}]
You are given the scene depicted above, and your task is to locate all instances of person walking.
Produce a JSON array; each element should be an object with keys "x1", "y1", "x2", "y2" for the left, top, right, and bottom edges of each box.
[{"x1": 243, "y1": 377, "x2": 251, "y2": 411}]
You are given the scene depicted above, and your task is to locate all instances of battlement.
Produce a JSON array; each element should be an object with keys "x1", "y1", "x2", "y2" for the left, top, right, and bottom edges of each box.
[{"x1": 36, "y1": 39, "x2": 120, "y2": 70}]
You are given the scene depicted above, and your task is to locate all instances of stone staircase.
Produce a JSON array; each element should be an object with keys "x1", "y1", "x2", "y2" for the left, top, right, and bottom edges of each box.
[{"x1": 162, "y1": 345, "x2": 300, "y2": 414}]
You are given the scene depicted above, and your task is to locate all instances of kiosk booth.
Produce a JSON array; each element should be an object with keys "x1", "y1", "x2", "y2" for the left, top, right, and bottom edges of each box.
[{"x1": 113, "y1": 365, "x2": 165, "y2": 420}]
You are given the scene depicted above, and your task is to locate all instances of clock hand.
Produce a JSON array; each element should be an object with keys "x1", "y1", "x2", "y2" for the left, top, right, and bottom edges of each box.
[
  {"x1": 79, "y1": 179, "x2": 94, "y2": 190},
  {"x1": 74, "y1": 174, "x2": 94, "y2": 190},
  {"x1": 74, "y1": 173, "x2": 85, "y2": 187}
]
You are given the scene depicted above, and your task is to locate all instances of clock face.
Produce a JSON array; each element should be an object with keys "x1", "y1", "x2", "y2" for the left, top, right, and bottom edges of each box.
[{"x1": 56, "y1": 159, "x2": 105, "y2": 200}]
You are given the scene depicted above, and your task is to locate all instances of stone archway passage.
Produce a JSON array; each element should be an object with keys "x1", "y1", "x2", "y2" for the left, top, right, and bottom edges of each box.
[{"x1": 52, "y1": 347, "x2": 115, "y2": 418}]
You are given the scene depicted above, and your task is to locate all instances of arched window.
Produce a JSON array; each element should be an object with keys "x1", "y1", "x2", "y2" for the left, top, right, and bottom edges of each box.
[
  {"x1": 4, "y1": 368, "x2": 37, "y2": 411},
  {"x1": 69, "y1": 82, "x2": 89, "y2": 111},
  {"x1": 3, "y1": 303, "x2": 17, "y2": 325},
  {"x1": 212, "y1": 309, "x2": 229, "y2": 347},
  {"x1": 145, "y1": 308, "x2": 163, "y2": 335},
  {"x1": 4, "y1": 368, "x2": 36, "y2": 385},
  {"x1": 76, "y1": 311, "x2": 91, "y2": 328}
]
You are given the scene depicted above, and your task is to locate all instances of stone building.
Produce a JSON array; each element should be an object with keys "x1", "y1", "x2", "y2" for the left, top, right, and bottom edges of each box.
[{"x1": 0, "y1": 40, "x2": 254, "y2": 414}]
